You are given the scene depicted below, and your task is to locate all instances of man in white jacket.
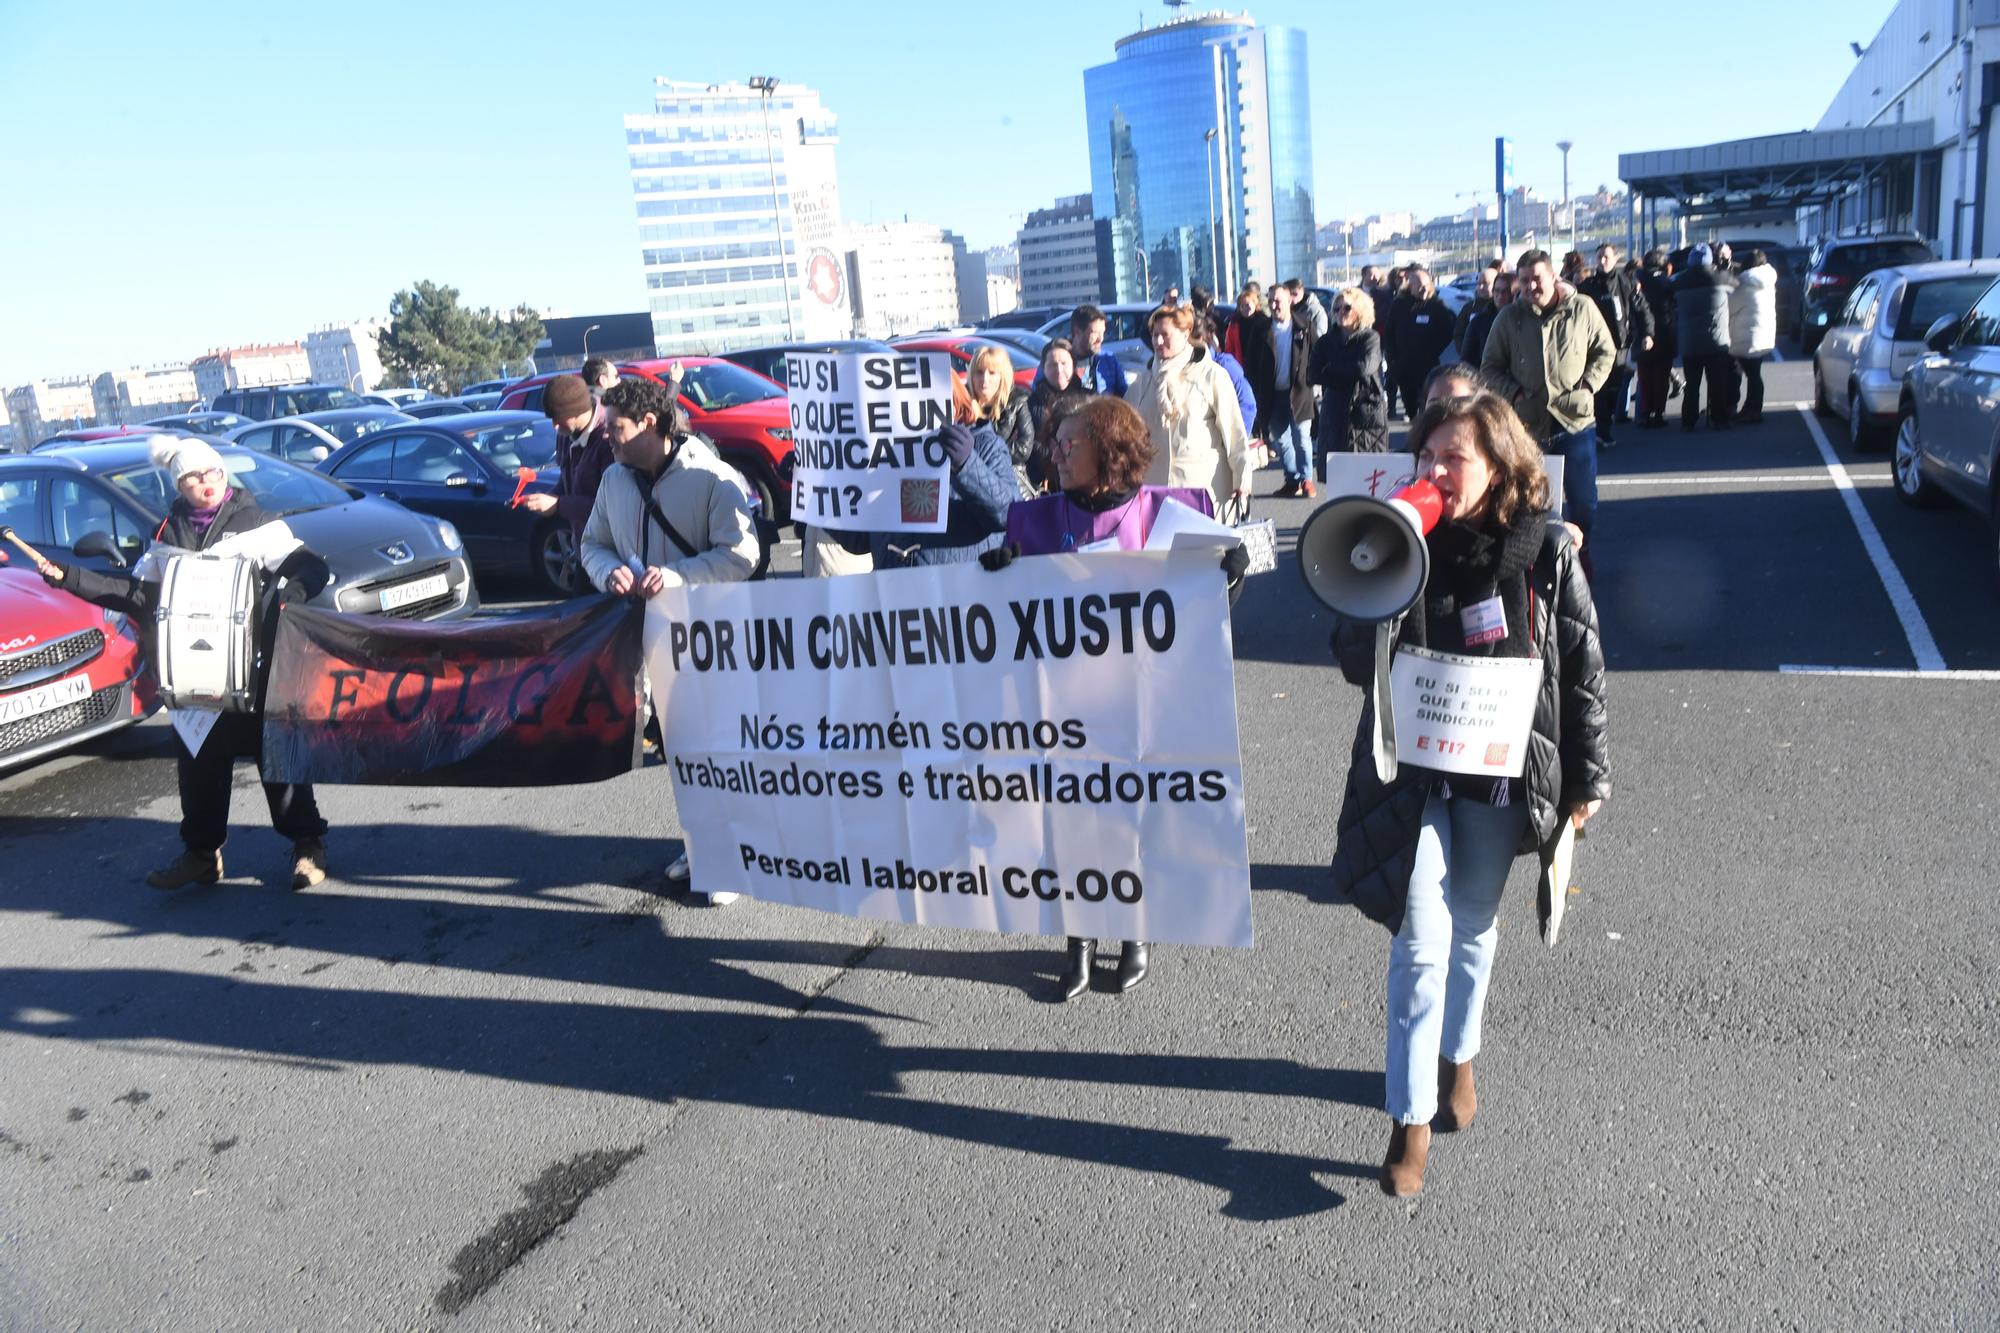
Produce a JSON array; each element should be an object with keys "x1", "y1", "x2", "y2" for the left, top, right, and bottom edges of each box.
[
  {"x1": 581, "y1": 376, "x2": 760, "y2": 900},
  {"x1": 1728, "y1": 248, "x2": 1779, "y2": 424}
]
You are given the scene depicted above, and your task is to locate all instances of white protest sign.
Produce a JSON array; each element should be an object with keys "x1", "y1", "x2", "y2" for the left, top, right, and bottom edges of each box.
[
  {"x1": 1388, "y1": 644, "x2": 1540, "y2": 778},
  {"x1": 785, "y1": 350, "x2": 953, "y2": 534},
  {"x1": 1321, "y1": 452, "x2": 1564, "y2": 513},
  {"x1": 645, "y1": 551, "x2": 1253, "y2": 948}
]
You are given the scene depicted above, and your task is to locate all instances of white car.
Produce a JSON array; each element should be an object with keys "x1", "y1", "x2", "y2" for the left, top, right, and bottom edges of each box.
[
  {"x1": 227, "y1": 407, "x2": 412, "y2": 467},
  {"x1": 1813, "y1": 259, "x2": 2000, "y2": 449},
  {"x1": 1438, "y1": 272, "x2": 1480, "y2": 316}
]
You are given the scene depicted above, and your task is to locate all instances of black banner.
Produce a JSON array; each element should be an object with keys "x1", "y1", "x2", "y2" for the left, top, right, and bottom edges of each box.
[{"x1": 262, "y1": 596, "x2": 644, "y2": 786}]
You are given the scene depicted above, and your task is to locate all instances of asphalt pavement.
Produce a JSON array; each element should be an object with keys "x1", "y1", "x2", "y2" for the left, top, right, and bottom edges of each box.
[{"x1": 2, "y1": 357, "x2": 1995, "y2": 1330}]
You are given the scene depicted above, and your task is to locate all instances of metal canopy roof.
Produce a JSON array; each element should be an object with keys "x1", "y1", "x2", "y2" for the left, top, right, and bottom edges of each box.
[{"x1": 1620, "y1": 122, "x2": 1938, "y2": 213}]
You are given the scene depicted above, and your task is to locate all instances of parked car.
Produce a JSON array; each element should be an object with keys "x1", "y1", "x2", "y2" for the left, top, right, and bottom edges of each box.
[
  {"x1": 1800, "y1": 235, "x2": 1935, "y2": 354},
  {"x1": 1030, "y1": 303, "x2": 1165, "y2": 378},
  {"x1": 143, "y1": 411, "x2": 253, "y2": 435},
  {"x1": 1894, "y1": 275, "x2": 2000, "y2": 582},
  {"x1": 33, "y1": 425, "x2": 183, "y2": 452},
  {"x1": 977, "y1": 305, "x2": 1070, "y2": 333},
  {"x1": 1438, "y1": 273, "x2": 1479, "y2": 316},
  {"x1": 974, "y1": 328, "x2": 1052, "y2": 361},
  {"x1": 500, "y1": 356, "x2": 797, "y2": 523},
  {"x1": 717, "y1": 339, "x2": 895, "y2": 386},
  {"x1": 1813, "y1": 260, "x2": 2000, "y2": 449},
  {"x1": 0, "y1": 561, "x2": 156, "y2": 773},
  {"x1": 364, "y1": 387, "x2": 433, "y2": 409},
  {"x1": 318, "y1": 411, "x2": 579, "y2": 592},
  {"x1": 209, "y1": 383, "x2": 368, "y2": 421},
  {"x1": 226, "y1": 408, "x2": 413, "y2": 465},
  {"x1": 888, "y1": 335, "x2": 1038, "y2": 391},
  {"x1": 400, "y1": 398, "x2": 478, "y2": 420},
  {"x1": 456, "y1": 379, "x2": 514, "y2": 396},
  {"x1": 0, "y1": 443, "x2": 477, "y2": 620}
]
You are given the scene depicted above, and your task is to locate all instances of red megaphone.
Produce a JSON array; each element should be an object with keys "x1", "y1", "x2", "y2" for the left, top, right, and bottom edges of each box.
[
  {"x1": 507, "y1": 466, "x2": 537, "y2": 507},
  {"x1": 1295, "y1": 478, "x2": 1443, "y2": 622}
]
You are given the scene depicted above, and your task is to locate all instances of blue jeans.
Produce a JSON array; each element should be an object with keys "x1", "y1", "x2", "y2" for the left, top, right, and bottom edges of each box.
[
  {"x1": 1270, "y1": 405, "x2": 1309, "y2": 482},
  {"x1": 1385, "y1": 793, "x2": 1529, "y2": 1124},
  {"x1": 1546, "y1": 423, "x2": 1598, "y2": 538}
]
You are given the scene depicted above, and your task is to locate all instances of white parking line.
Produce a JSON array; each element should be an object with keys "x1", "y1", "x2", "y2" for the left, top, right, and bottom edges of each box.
[
  {"x1": 1600, "y1": 473, "x2": 1890, "y2": 487},
  {"x1": 1795, "y1": 406, "x2": 1947, "y2": 672},
  {"x1": 1781, "y1": 666, "x2": 2000, "y2": 680}
]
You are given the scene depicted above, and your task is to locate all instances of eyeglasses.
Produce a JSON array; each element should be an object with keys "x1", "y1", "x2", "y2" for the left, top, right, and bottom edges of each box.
[
  {"x1": 1332, "y1": 303, "x2": 1350, "y2": 314},
  {"x1": 183, "y1": 468, "x2": 225, "y2": 484}
]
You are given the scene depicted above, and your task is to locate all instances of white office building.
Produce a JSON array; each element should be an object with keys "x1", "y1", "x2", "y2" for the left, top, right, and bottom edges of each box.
[
  {"x1": 627, "y1": 77, "x2": 854, "y2": 356},
  {"x1": 305, "y1": 320, "x2": 388, "y2": 393},
  {"x1": 5, "y1": 377, "x2": 97, "y2": 446},
  {"x1": 1018, "y1": 194, "x2": 1101, "y2": 308},
  {"x1": 845, "y1": 223, "x2": 961, "y2": 339},
  {"x1": 191, "y1": 344, "x2": 311, "y2": 403},
  {"x1": 91, "y1": 365, "x2": 200, "y2": 425}
]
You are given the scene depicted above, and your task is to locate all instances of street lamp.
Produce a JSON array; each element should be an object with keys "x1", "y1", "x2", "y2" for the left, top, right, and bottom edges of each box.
[
  {"x1": 581, "y1": 323, "x2": 601, "y2": 359},
  {"x1": 748, "y1": 75, "x2": 798, "y2": 341},
  {"x1": 1203, "y1": 128, "x2": 1220, "y2": 296},
  {"x1": 1556, "y1": 139, "x2": 1574, "y2": 255}
]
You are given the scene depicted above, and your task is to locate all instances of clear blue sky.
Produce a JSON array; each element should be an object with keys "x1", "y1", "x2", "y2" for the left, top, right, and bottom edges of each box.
[{"x1": 0, "y1": 0, "x2": 1893, "y2": 384}]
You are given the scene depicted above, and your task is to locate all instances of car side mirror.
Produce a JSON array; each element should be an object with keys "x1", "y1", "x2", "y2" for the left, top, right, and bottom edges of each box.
[
  {"x1": 443, "y1": 472, "x2": 486, "y2": 493},
  {"x1": 73, "y1": 530, "x2": 128, "y2": 568},
  {"x1": 1924, "y1": 313, "x2": 1962, "y2": 353}
]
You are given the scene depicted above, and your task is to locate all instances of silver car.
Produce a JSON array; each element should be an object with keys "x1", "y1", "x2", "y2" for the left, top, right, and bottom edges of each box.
[
  {"x1": 1894, "y1": 273, "x2": 2000, "y2": 583},
  {"x1": 1814, "y1": 260, "x2": 2000, "y2": 449}
]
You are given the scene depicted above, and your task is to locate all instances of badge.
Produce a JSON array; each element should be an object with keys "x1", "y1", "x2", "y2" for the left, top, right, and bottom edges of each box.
[
  {"x1": 1461, "y1": 595, "x2": 1507, "y2": 646},
  {"x1": 1077, "y1": 536, "x2": 1122, "y2": 554}
]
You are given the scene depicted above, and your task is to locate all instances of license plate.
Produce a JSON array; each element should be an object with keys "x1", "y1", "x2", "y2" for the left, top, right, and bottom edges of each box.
[
  {"x1": 0, "y1": 673, "x2": 91, "y2": 724},
  {"x1": 377, "y1": 572, "x2": 450, "y2": 611}
]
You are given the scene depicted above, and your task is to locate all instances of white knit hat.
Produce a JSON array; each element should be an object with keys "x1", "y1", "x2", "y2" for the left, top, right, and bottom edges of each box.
[{"x1": 147, "y1": 434, "x2": 226, "y2": 482}]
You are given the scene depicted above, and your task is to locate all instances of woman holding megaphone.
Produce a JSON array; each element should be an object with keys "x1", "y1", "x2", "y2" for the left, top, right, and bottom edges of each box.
[{"x1": 1323, "y1": 390, "x2": 1609, "y2": 1197}]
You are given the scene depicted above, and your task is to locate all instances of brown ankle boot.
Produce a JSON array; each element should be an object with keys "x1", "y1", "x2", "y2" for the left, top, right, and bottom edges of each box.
[
  {"x1": 145, "y1": 847, "x2": 222, "y2": 891},
  {"x1": 1379, "y1": 1121, "x2": 1431, "y2": 1197},
  {"x1": 1435, "y1": 1059, "x2": 1476, "y2": 1132}
]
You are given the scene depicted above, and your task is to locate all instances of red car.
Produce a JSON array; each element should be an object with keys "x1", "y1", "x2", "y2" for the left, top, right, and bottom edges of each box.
[
  {"x1": 0, "y1": 559, "x2": 156, "y2": 772},
  {"x1": 499, "y1": 357, "x2": 795, "y2": 521},
  {"x1": 887, "y1": 336, "x2": 1039, "y2": 392}
]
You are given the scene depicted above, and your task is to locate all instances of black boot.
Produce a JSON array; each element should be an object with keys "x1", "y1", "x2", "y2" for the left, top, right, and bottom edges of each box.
[
  {"x1": 1056, "y1": 937, "x2": 1094, "y2": 1001},
  {"x1": 1114, "y1": 941, "x2": 1149, "y2": 992}
]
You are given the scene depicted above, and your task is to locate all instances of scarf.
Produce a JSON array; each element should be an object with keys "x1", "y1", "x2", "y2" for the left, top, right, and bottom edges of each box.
[{"x1": 1153, "y1": 347, "x2": 1196, "y2": 431}]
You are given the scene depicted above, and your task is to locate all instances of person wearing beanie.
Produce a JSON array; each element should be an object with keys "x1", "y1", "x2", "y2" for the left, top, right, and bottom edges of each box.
[
  {"x1": 519, "y1": 373, "x2": 618, "y2": 584},
  {"x1": 36, "y1": 435, "x2": 335, "y2": 892}
]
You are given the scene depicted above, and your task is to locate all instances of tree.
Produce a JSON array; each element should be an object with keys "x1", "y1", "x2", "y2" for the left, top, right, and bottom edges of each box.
[{"x1": 377, "y1": 281, "x2": 544, "y2": 394}]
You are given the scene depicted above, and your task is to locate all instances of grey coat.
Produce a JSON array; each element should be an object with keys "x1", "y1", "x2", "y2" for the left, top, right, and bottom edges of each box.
[{"x1": 1672, "y1": 266, "x2": 1739, "y2": 359}]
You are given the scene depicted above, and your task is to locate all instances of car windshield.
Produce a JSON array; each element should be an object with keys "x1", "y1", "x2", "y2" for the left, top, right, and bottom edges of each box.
[
  {"x1": 1827, "y1": 242, "x2": 1933, "y2": 275},
  {"x1": 107, "y1": 451, "x2": 354, "y2": 518},
  {"x1": 462, "y1": 420, "x2": 556, "y2": 470},
  {"x1": 322, "y1": 413, "x2": 402, "y2": 444},
  {"x1": 293, "y1": 387, "x2": 364, "y2": 413},
  {"x1": 678, "y1": 362, "x2": 783, "y2": 410},
  {"x1": 1895, "y1": 276, "x2": 1996, "y2": 340}
]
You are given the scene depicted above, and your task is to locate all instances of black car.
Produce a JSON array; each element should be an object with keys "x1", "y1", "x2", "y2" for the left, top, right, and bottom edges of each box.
[
  {"x1": 1800, "y1": 235, "x2": 1935, "y2": 354},
  {"x1": 318, "y1": 411, "x2": 571, "y2": 592},
  {"x1": 401, "y1": 399, "x2": 478, "y2": 420},
  {"x1": 976, "y1": 306, "x2": 1071, "y2": 333},
  {"x1": 719, "y1": 339, "x2": 895, "y2": 385},
  {"x1": 209, "y1": 383, "x2": 368, "y2": 421},
  {"x1": 0, "y1": 444, "x2": 477, "y2": 619}
]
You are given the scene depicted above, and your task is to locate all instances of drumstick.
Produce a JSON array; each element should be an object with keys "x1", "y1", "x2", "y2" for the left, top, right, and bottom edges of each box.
[{"x1": 0, "y1": 525, "x2": 61, "y2": 580}]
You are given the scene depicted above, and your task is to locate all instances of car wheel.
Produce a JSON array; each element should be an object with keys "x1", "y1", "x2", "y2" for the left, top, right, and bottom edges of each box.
[
  {"x1": 1893, "y1": 411, "x2": 1942, "y2": 508},
  {"x1": 533, "y1": 520, "x2": 576, "y2": 594},
  {"x1": 1848, "y1": 387, "x2": 1882, "y2": 450}
]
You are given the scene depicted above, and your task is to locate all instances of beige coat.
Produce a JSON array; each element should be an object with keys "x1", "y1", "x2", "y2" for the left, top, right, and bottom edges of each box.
[{"x1": 1128, "y1": 351, "x2": 1253, "y2": 515}]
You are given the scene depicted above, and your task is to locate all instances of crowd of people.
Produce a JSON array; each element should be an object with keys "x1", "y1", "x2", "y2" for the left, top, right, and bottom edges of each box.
[{"x1": 35, "y1": 262, "x2": 1627, "y2": 1200}]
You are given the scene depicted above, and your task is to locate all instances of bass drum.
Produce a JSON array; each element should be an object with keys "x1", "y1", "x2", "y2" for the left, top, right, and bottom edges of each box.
[{"x1": 155, "y1": 552, "x2": 260, "y2": 712}]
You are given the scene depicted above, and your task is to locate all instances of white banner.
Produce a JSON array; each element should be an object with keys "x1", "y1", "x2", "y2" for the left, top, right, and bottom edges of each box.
[
  {"x1": 1322, "y1": 452, "x2": 1563, "y2": 512},
  {"x1": 1389, "y1": 644, "x2": 1539, "y2": 778},
  {"x1": 645, "y1": 552, "x2": 1253, "y2": 947},
  {"x1": 784, "y1": 350, "x2": 953, "y2": 534}
]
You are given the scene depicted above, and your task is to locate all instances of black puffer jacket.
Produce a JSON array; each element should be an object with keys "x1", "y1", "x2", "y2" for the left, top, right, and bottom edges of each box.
[
  {"x1": 1326, "y1": 521, "x2": 1610, "y2": 933},
  {"x1": 1673, "y1": 265, "x2": 1738, "y2": 359},
  {"x1": 1310, "y1": 326, "x2": 1389, "y2": 453}
]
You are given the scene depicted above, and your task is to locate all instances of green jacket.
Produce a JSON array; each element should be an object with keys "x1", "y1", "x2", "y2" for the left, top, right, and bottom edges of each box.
[{"x1": 1480, "y1": 291, "x2": 1616, "y2": 437}]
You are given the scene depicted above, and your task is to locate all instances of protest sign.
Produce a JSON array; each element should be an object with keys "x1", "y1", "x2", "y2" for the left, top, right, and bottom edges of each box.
[
  {"x1": 262, "y1": 596, "x2": 643, "y2": 785},
  {"x1": 785, "y1": 350, "x2": 953, "y2": 534},
  {"x1": 645, "y1": 552, "x2": 1253, "y2": 948},
  {"x1": 1322, "y1": 451, "x2": 1563, "y2": 511},
  {"x1": 1388, "y1": 644, "x2": 1540, "y2": 778}
]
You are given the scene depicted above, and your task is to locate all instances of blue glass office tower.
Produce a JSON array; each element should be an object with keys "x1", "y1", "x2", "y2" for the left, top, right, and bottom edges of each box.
[{"x1": 1083, "y1": 13, "x2": 1314, "y2": 304}]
